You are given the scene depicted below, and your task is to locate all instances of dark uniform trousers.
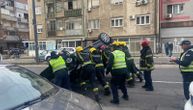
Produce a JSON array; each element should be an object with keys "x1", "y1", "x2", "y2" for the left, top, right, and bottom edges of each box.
[
  {"x1": 96, "y1": 67, "x2": 107, "y2": 86},
  {"x1": 182, "y1": 72, "x2": 193, "y2": 100},
  {"x1": 80, "y1": 64, "x2": 97, "y2": 90},
  {"x1": 53, "y1": 68, "x2": 71, "y2": 89},
  {"x1": 144, "y1": 70, "x2": 153, "y2": 89},
  {"x1": 111, "y1": 70, "x2": 128, "y2": 101}
]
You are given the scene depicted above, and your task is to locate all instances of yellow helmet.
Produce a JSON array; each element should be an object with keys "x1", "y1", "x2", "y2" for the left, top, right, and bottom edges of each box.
[
  {"x1": 76, "y1": 46, "x2": 83, "y2": 52},
  {"x1": 89, "y1": 47, "x2": 96, "y2": 53},
  {"x1": 119, "y1": 41, "x2": 127, "y2": 46},
  {"x1": 112, "y1": 41, "x2": 119, "y2": 46}
]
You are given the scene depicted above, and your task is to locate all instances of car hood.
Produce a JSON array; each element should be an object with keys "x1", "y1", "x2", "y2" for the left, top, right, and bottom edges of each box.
[{"x1": 22, "y1": 89, "x2": 102, "y2": 110}]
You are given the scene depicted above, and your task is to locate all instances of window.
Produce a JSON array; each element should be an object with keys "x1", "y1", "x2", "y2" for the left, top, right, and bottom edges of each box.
[
  {"x1": 29, "y1": 42, "x2": 35, "y2": 50},
  {"x1": 111, "y1": 17, "x2": 123, "y2": 27},
  {"x1": 136, "y1": 15, "x2": 150, "y2": 25},
  {"x1": 68, "y1": 1, "x2": 73, "y2": 10},
  {"x1": 35, "y1": 7, "x2": 41, "y2": 15},
  {"x1": 56, "y1": 20, "x2": 64, "y2": 30},
  {"x1": 56, "y1": 2, "x2": 63, "y2": 12},
  {"x1": 66, "y1": 22, "x2": 74, "y2": 30},
  {"x1": 39, "y1": 42, "x2": 46, "y2": 50},
  {"x1": 37, "y1": 25, "x2": 43, "y2": 33},
  {"x1": 49, "y1": 21, "x2": 56, "y2": 31},
  {"x1": 89, "y1": 19, "x2": 100, "y2": 29},
  {"x1": 167, "y1": 4, "x2": 184, "y2": 14},
  {"x1": 111, "y1": 0, "x2": 123, "y2": 5}
]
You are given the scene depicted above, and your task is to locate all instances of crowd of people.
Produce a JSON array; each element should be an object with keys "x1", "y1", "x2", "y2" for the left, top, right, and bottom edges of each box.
[{"x1": 43, "y1": 39, "x2": 155, "y2": 104}]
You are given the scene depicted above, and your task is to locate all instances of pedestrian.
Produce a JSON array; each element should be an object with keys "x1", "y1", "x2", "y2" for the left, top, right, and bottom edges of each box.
[
  {"x1": 140, "y1": 39, "x2": 154, "y2": 91},
  {"x1": 89, "y1": 47, "x2": 111, "y2": 96},
  {"x1": 168, "y1": 42, "x2": 173, "y2": 57},
  {"x1": 75, "y1": 46, "x2": 100, "y2": 101},
  {"x1": 170, "y1": 40, "x2": 193, "y2": 100},
  {"x1": 164, "y1": 42, "x2": 169, "y2": 56},
  {"x1": 106, "y1": 41, "x2": 129, "y2": 104},
  {"x1": 48, "y1": 51, "x2": 71, "y2": 90}
]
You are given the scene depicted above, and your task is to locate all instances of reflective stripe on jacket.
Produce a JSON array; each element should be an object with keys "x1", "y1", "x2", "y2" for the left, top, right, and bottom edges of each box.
[
  {"x1": 112, "y1": 50, "x2": 127, "y2": 70},
  {"x1": 49, "y1": 56, "x2": 66, "y2": 73},
  {"x1": 180, "y1": 48, "x2": 193, "y2": 72}
]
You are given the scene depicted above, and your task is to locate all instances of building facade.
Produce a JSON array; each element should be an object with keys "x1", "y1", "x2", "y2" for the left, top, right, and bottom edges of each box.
[
  {"x1": 160, "y1": 0, "x2": 193, "y2": 53},
  {"x1": 0, "y1": 0, "x2": 29, "y2": 50},
  {"x1": 28, "y1": 0, "x2": 87, "y2": 56},
  {"x1": 87, "y1": 0, "x2": 159, "y2": 53}
]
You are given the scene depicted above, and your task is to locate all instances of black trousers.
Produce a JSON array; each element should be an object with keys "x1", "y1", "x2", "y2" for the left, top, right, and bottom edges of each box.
[
  {"x1": 53, "y1": 69, "x2": 71, "y2": 90},
  {"x1": 96, "y1": 67, "x2": 107, "y2": 86},
  {"x1": 111, "y1": 73, "x2": 128, "y2": 101},
  {"x1": 182, "y1": 72, "x2": 193, "y2": 100},
  {"x1": 143, "y1": 70, "x2": 153, "y2": 89},
  {"x1": 80, "y1": 64, "x2": 97, "y2": 89}
]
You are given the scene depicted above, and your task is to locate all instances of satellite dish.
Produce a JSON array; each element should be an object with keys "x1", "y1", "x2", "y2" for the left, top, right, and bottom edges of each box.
[{"x1": 98, "y1": 32, "x2": 112, "y2": 45}]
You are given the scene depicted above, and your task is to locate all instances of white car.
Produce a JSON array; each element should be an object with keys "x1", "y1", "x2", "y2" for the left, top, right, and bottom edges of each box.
[
  {"x1": 44, "y1": 47, "x2": 75, "y2": 61},
  {"x1": 184, "y1": 82, "x2": 193, "y2": 110}
]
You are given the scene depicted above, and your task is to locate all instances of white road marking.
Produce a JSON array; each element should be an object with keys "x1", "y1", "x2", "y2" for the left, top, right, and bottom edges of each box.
[{"x1": 153, "y1": 80, "x2": 182, "y2": 84}]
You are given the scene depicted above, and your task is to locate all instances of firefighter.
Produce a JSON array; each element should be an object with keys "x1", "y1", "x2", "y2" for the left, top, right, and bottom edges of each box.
[
  {"x1": 89, "y1": 47, "x2": 111, "y2": 96},
  {"x1": 170, "y1": 40, "x2": 193, "y2": 100},
  {"x1": 106, "y1": 41, "x2": 129, "y2": 104},
  {"x1": 48, "y1": 51, "x2": 71, "y2": 89},
  {"x1": 100, "y1": 45, "x2": 111, "y2": 68},
  {"x1": 75, "y1": 46, "x2": 100, "y2": 101},
  {"x1": 119, "y1": 41, "x2": 143, "y2": 87},
  {"x1": 140, "y1": 39, "x2": 154, "y2": 91}
]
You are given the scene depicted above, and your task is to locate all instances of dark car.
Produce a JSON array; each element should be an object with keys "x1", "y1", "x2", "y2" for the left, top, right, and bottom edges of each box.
[{"x1": 0, "y1": 65, "x2": 103, "y2": 110}]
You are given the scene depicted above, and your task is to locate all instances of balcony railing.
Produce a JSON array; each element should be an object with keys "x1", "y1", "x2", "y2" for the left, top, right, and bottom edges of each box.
[
  {"x1": 5, "y1": 6, "x2": 14, "y2": 11},
  {"x1": 1, "y1": 14, "x2": 17, "y2": 21},
  {"x1": 65, "y1": 29, "x2": 83, "y2": 36},
  {"x1": 48, "y1": 30, "x2": 56, "y2": 36},
  {"x1": 64, "y1": 9, "x2": 82, "y2": 17},
  {"x1": 17, "y1": 18, "x2": 28, "y2": 24},
  {"x1": 46, "y1": 0, "x2": 54, "y2": 4},
  {"x1": 18, "y1": 28, "x2": 29, "y2": 32},
  {"x1": 47, "y1": 13, "x2": 55, "y2": 19}
]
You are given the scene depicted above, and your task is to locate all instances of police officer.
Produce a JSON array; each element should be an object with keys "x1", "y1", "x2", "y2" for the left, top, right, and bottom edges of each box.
[
  {"x1": 106, "y1": 41, "x2": 129, "y2": 104},
  {"x1": 170, "y1": 40, "x2": 193, "y2": 100},
  {"x1": 75, "y1": 46, "x2": 100, "y2": 101},
  {"x1": 140, "y1": 39, "x2": 154, "y2": 91},
  {"x1": 48, "y1": 51, "x2": 71, "y2": 89},
  {"x1": 89, "y1": 47, "x2": 111, "y2": 96}
]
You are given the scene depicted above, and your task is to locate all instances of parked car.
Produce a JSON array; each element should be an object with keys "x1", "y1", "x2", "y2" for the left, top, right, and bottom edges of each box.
[
  {"x1": 0, "y1": 64, "x2": 103, "y2": 110},
  {"x1": 37, "y1": 50, "x2": 50, "y2": 62}
]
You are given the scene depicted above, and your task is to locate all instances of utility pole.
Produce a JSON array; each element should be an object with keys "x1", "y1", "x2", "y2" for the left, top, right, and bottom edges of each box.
[{"x1": 32, "y1": 0, "x2": 39, "y2": 63}]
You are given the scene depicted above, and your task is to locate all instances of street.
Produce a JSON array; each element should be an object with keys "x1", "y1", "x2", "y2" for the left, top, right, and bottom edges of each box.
[{"x1": 22, "y1": 64, "x2": 184, "y2": 110}]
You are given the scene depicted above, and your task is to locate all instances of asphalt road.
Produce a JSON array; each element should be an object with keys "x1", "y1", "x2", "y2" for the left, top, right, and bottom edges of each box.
[{"x1": 22, "y1": 65, "x2": 185, "y2": 110}]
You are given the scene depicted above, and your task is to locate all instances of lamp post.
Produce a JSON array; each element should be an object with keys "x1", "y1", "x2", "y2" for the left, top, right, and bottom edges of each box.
[{"x1": 32, "y1": 0, "x2": 39, "y2": 63}]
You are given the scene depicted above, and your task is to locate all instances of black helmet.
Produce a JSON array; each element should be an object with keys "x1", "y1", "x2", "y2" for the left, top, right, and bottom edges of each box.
[{"x1": 180, "y1": 40, "x2": 191, "y2": 46}]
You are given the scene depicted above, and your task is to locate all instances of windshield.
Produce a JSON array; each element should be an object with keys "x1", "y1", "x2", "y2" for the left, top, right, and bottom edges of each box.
[{"x1": 0, "y1": 65, "x2": 58, "y2": 110}]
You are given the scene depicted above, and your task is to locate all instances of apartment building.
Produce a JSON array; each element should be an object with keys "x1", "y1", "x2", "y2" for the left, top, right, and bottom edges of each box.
[
  {"x1": 87, "y1": 0, "x2": 159, "y2": 53},
  {"x1": 28, "y1": 0, "x2": 87, "y2": 56},
  {"x1": 160, "y1": 0, "x2": 193, "y2": 53},
  {"x1": 0, "y1": 0, "x2": 29, "y2": 50}
]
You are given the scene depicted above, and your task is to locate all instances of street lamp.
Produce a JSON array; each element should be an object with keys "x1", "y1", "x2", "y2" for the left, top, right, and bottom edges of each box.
[{"x1": 32, "y1": 0, "x2": 39, "y2": 63}]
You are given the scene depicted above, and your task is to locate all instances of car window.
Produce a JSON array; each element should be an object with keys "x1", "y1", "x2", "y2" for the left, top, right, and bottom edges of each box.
[{"x1": 0, "y1": 66, "x2": 58, "y2": 110}]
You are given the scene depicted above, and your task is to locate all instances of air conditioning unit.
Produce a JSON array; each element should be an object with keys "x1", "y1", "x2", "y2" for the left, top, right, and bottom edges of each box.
[
  {"x1": 165, "y1": 13, "x2": 173, "y2": 19},
  {"x1": 130, "y1": 15, "x2": 135, "y2": 20},
  {"x1": 87, "y1": 7, "x2": 91, "y2": 12},
  {"x1": 141, "y1": 0, "x2": 148, "y2": 5},
  {"x1": 136, "y1": 1, "x2": 141, "y2": 6},
  {"x1": 88, "y1": 28, "x2": 92, "y2": 33}
]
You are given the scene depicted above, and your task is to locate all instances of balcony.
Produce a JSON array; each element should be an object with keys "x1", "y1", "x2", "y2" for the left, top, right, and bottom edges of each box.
[
  {"x1": 5, "y1": 6, "x2": 14, "y2": 11},
  {"x1": 47, "y1": 13, "x2": 55, "y2": 19},
  {"x1": 1, "y1": 14, "x2": 17, "y2": 21},
  {"x1": 17, "y1": 28, "x2": 29, "y2": 32},
  {"x1": 46, "y1": 0, "x2": 54, "y2": 4},
  {"x1": 48, "y1": 30, "x2": 56, "y2": 36},
  {"x1": 17, "y1": 18, "x2": 28, "y2": 24},
  {"x1": 65, "y1": 29, "x2": 83, "y2": 36},
  {"x1": 64, "y1": 9, "x2": 82, "y2": 17}
]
